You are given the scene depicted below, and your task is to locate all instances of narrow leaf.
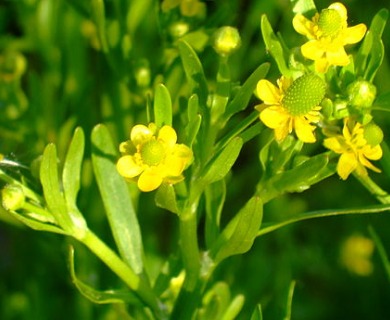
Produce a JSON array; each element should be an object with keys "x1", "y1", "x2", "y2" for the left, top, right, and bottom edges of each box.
[
  {"x1": 91, "y1": 124, "x2": 144, "y2": 274},
  {"x1": 63, "y1": 127, "x2": 85, "y2": 209},
  {"x1": 205, "y1": 179, "x2": 226, "y2": 249},
  {"x1": 154, "y1": 84, "x2": 172, "y2": 127},
  {"x1": 177, "y1": 40, "x2": 208, "y2": 108},
  {"x1": 212, "y1": 196, "x2": 263, "y2": 263},
  {"x1": 40, "y1": 144, "x2": 72, "y2": 231},
  {"x1": 202, "y1": 137, "x2": 243, "y2": 184},
  {"x1": 250, "y1": 305, "x2": 263, "y2": 320},
  {"x1": 261, "y1": 15, "x2": 291, "y2": 77},
  {"x1": 224, "y1": 63, "x2": 269, "y2": 119},
  {"x1": 69, "y1": 246, "x2": 142, "y2": 305}
]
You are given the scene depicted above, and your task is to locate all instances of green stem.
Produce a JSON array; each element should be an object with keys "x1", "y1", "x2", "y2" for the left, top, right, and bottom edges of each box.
[
  {"x1": 257, "y1": 204, "x2": 390, "y2": 237},
  {"x1": 81, "y1": 229, "x2": 163, "y2": 318},
  {"x1": 179, "y1": 213, "x2": 200, "y2": 290},
  {"x1": 353, "y1": 173, "x2": 390, "y2": 204}
]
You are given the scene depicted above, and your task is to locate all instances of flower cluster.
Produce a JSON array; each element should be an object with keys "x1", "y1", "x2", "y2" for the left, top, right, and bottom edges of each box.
[
  {"x1": 256, "y1": 2, "x2": 384, "y2": 180},
  {"x1": 117, "y1": 123, "x2": 193, "y2": 192}
]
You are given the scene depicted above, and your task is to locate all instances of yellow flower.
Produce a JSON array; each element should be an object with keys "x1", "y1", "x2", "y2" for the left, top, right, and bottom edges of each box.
[
  {"x1": 324, "y1": 119, "x2": 383, "y2": 180},
  {"x1": 293, "y1": 2, "x2": 367, "y2": 72},
  {"x1": 117, "y1": 123, "x2": 193, "y2": 192},
  {"x1": 255, "y1": 73, "x2": 325, "y2": 143},
  {"x1": 340, "y1": 234, "x2": 374, "y2": 276}
]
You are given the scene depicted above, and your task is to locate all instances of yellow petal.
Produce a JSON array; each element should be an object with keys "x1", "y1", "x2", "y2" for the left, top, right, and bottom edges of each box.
[
  {"x1": 326, "y1": 47, "x2": 350, "y2": 66},
  {"x1": 358, "y1": 154, "x2": 381, "y2": 173},
  {"x1": 256, "y1": 79, "x2": 281, "y2": 105},
  {"x1": 117, "y1": 155, "x2": 143, "y2": 178},
  {"x1": 364, "y1": 144, "x2": 383, "y2": 160},
  {"x1": 274, "y1": 123, "x2": 290, "y2": 141},
  {"x1": 301, "y1": 40, "x2": 325, "y2": 60},
  {"x1": 338, "y1": 152, "x2": 358, "y2": 180},
  {"x1": 260, "y1": 106, "x2": 289, "y2": 129},
  {"x1": 138, "y1": 169, "x2": 163, "y2": 192},
  {"x1": 293, "y1": 14, "x2": 316, "y2": 38},
  {"x1": 343, "y1": 24, "x2": 367, "y2": 44},
  {"x1": 324, "y1": 137, "x2": 344, "y2": 153},
  {"x1": 131, "y1": 124, "x2": 154, "y2": 146},
  {"x1": 158, "y1": 125, "x2": 177, "y2": 147},
  {"x1": 315, "y1": 58, "x2": 330, "y2": 73},
  {"x1": 294, "y1": 117, "x2": 316, "y2": 143},
  {"x1": 329, "y1": 2, "x2": 348, "y2": 21}
]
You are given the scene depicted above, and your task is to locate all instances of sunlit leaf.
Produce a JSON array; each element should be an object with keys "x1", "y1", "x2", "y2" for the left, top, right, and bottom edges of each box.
[{"x1": 91, "y1": 124, "x2": 144, "y2": 274}]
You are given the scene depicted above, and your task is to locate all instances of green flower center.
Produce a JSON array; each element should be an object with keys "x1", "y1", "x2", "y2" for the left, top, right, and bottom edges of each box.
[
  {"x1": 140, "y1": 139, "x2": 166, "y2": 166},
  {"x1": 282, "y1": 73, "x2": 326, "y2": 116},
  {"x1": 318, "y1": 9, "x2": 344, "y2": 38},
  {"x1": 363, "y1": 123, "x2": 383, "y2": 146}
]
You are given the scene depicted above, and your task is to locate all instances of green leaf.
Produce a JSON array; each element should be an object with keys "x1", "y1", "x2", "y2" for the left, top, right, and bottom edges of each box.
[
  {"x1": 211, "y1": 196, "x2": 263, "y2": 263},
  {"x1": 177, "y1": 40, "x2": 208, "y2": 108},
  {"x1": 5, "y1": 209, "x2": 68, "y2": 235},
  {"x1": 155, "y1": 183, "x2": 179, "y2": 214},
  {"x1": 258, "y1": 153, "x2": 331, "y2": 203},
  {"x1": 224, "y1": 63, "x2": 269, "y2": 120},
  {"x1": 68, "y1": 246, "x2": 142, "y2": 305},
  {"x1": 40, "y1": 144, "x2": 73, "y2": 232},
  {"x1": 185, "y1": 94, "x2": 202, "y2": 148},
  {"x1": 62, "y1": 127, "x2": 84, "y2": 210},
  {"x1": 355, "y1": 9, "x2": 388, "y2": 81},
  {"x1": 250, "y1": 305, "x2": 263, "y2": 320},
  {"x1": 154, "y1": 83, "x2": 172, "y2": 127},
  {"x1": 91, "y1": 0, "x2": 108, "y2": 52},
  {"x1": 261, "y1": 15, "x2": 291, "y2": 77},
  {"x1": 290, "y1": 0, "x2": 317, "y2": 15},
  {"x1": 221, "y1": 294, "x2": 245, "y2": 320},
  {"x1": 91, "y1": 124, "x2": 144, "y2": 274},
  {"x1": 205, "y1": 179, "x2": 226, "y2": 249},
  {"x1": 202, "y1": 137, "x2": 243, "y2": 184}
]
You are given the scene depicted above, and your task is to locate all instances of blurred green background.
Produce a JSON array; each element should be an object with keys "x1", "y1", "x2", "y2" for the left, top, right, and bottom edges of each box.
[{"x1": 1, "y1": 0, "x2": 390, "y2": 319}]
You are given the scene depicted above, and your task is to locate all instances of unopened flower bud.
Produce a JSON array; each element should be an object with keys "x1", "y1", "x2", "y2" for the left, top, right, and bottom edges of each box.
[
  {"x1": 1, "y1": 184, "x2": 25, "y2": 211},
  {"x1": 213, "y1": 26, "x2": 241, "y2": 57},
  {"x1": 364, "y1": 122, "x2": 383, "y2": 146},
  {"x1": 347, "y1": 80, "x2": 376, "y2": 108}
]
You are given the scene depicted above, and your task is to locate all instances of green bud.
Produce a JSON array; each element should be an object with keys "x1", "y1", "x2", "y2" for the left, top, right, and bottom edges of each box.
[
  {"x1": 333, "y1": 98, "x2": 349, "y2": 119},
  {"x1": 364, "y1": 123, "x2": 383, "y2": 146},
  {"x1": 282, "y1": 73, "x2": 326, "y2": 116},
  {"x1": 1, "y1": 184, "x2": 25, "y2": 211},
  {"x1": 169, "y1": 21, "x2": 190, "y2": 39},
  {"x1": 213, "y1": 26, "x2": 241, "y2": 57},
  {"x1": 347, "y1": 80, "x2": 376, "y2": 108}
]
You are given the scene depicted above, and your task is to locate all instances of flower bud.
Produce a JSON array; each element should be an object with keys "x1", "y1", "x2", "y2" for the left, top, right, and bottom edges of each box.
[
  {"x1": 363, "y1": 122, "x2": 383, "y2": 146},
  {"x1": 1, "y1": 184, "x2": 25, "y2": 211},
  {"x1": 213, "y1": 26, "x2": 241, "y2": 57},
  {"x1": 347, "y1": 80, "x2": 376, "y2": 108}
]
